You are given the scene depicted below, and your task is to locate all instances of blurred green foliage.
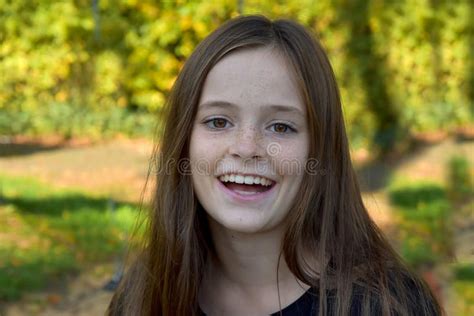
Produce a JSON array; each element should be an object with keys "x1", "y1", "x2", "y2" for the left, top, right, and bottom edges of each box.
[
  {"x1": 454, "y1": 262, "x2": 474, "y2": 315},
  {"x1": 0, "y1": 102, "x2": 158, "y2": 140},
  {"x1": 387, "y1": 157, "x2": 473, "y2": 314},
  {"x1": 447, "y1": 155, "x2": 473, "y2": 202},
  {"x1": 388, "y1": 180, "x2": 453, "y2": 268},
  {"x1": 455, "y1": 263, "x2": 474, "y2": 281},
  {"x1": 0, "y1": 0, "x2": 472, "y2": 146},
  {"x1": 0, "y1": 174, "x2": 144, "y2": 300}
]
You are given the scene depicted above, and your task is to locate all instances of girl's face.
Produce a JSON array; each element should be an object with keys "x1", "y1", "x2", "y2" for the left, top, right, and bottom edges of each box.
[{"x1": 189, "y1": 46, "x2": 309, "y2": 234}]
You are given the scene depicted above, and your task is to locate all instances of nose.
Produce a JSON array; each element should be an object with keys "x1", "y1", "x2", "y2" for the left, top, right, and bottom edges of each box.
[{"x1": 229, "y1": 125, "x2": 265, "y2": 160}]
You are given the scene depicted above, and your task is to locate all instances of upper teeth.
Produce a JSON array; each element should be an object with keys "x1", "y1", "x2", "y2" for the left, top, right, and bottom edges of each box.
[{"x1": 218, "y1": 174, "x2": 273, "y2": 186}]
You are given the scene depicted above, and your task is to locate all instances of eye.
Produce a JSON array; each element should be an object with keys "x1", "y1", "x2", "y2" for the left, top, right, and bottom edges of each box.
[
  {"x1": 203, "y1": 117, "x2": 231, "y2": 129},
  {"x1": 270, "y1": 123, "x2": 296, "y2": 134}
]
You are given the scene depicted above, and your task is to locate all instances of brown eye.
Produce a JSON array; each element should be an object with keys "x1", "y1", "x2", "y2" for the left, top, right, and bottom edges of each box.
[
  {"x1": 272, "y1": 123, "x2": 295, "y2": 134},
  {"x1": 213, "y1": 118, "x2": 227, "y2": 128},
  {"x1": 205, "y1": 118, "x2": 229, "y2": 129},
  {"x1": 274, "y1": 123, "x2": 288, "y2": 133}
]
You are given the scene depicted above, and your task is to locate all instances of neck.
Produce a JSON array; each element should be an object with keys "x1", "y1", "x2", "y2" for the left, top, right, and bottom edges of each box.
[
  {"x1": 198, "y1": 217, "x2": 312, "y2": 315},
  {"x1": 205, "y1": 216, "x2": 299, "y2": 291}
]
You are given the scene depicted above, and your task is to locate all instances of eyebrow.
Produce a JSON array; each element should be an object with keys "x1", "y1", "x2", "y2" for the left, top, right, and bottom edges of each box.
[{"x1": 198, "y1": 100, "x2": 304, "y2": 117}]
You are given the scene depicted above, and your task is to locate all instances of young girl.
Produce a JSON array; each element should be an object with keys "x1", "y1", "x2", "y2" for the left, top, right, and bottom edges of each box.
[{"x1": 108, "y1": 15, "x2": 442, "y2": 315}]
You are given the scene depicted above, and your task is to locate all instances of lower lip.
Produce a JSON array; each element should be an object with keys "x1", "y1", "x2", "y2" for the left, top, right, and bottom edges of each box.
[{"x1": 216, "y1": 179, "x2": 277, "y2": 203}]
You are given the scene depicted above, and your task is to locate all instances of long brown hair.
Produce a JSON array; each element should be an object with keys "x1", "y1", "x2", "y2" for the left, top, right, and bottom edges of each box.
[{"x1": 107, "y1": 15, "x2": 442, "y2": 315}]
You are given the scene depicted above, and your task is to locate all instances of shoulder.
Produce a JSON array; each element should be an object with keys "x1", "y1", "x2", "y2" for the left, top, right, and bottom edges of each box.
[{"x1": 299, "y1": 267, "x2": 442, "y2": 316}]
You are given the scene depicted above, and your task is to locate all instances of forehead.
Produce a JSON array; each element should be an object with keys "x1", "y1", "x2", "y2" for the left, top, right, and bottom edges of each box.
[{"x1": 198, "y1": 46, "x2": 305, "y2": 112}]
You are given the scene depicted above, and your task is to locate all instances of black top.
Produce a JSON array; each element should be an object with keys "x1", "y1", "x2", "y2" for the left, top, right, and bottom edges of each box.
[
  {"x1": 198, "y1": 287, "x2": 316, "y2": 316},
  {"x1": 198, "y1": 287, "x2": 360, "y2": 315},
  {"x1": 269, "y1": 287, "x2": 316, "y2": 315},
  {"x1": 110, "y1": 270, "x2": 439, "y2": 315},
  {"x1": 198, "y1": 280, "x2": 440, "y2": 316}
]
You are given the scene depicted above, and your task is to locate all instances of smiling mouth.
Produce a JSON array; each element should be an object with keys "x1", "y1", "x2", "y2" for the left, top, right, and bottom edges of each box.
[
  {"x1": 217, "y1": 175, "x2": 276, "y2": 195},
  {"x1": 222, "y1": 181, "x2": 274, "y2": 194}
]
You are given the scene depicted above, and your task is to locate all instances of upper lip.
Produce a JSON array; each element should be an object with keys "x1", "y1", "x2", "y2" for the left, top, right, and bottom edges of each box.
[{"x1": 217, "y1": 172, "x2": 277, "y2": 183}]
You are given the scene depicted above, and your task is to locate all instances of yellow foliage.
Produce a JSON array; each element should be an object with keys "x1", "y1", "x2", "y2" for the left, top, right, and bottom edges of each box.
[
  {"x1": 0, "y1": 0, "x2": 471, "y2": 139},
  {"x1": 55, "y1": 91, "x2": 68, "y2": 102}
]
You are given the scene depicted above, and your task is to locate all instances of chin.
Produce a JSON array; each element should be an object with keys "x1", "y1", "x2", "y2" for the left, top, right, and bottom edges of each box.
[{"x1": 207, "y1": 207, "x2": 282, "y2": 235}]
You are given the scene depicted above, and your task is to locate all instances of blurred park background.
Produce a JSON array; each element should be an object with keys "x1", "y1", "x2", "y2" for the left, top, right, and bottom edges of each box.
[{"x1": 0, "y1": 0, "x2": 472, "y2": 315}]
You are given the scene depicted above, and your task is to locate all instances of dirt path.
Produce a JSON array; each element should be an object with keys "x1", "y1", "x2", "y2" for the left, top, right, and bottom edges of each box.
[
  {"x1": 1, "y1": 263, "x2": 115, "y2": 316},
  {"x1": 1, "y1": 137, "x2": 151, "y2": 316},
  {"x1": 0, "y1": 137, "x2": 155, "y2": 203},
  {"x1": 1, "y1": 136, "x2": 472, "y2": 315}
]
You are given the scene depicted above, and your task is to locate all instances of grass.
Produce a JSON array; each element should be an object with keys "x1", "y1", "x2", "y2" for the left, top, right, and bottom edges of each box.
[
  {"x1": 388, "y1": 179, "x2": 453, "y2": 268},
  {"x1": 387, "y1": 175, "x2": 473, "y2": 315},
  {"x1": 0, "y1": 174, "x2": 145, "y2": 301},
  {"x1": 453, "y1": 263, "x2": 474, "y2": 316}
]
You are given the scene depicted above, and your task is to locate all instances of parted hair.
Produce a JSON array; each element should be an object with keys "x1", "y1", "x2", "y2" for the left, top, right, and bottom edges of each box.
[{"x1": 107, "y1": 15, "x2": 442, "y2": 316}]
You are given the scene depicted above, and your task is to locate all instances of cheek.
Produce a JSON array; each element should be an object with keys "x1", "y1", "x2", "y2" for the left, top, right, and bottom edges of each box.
[
  {"x1": 189, "y1": 129, "x2": 225, "y2": 171},
  {"x1": 280, "y1": 142, "x2": 308, "y2": 159},
  {"x1": 273, "y1": 139, "x2": 309, "y2": 176}
]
